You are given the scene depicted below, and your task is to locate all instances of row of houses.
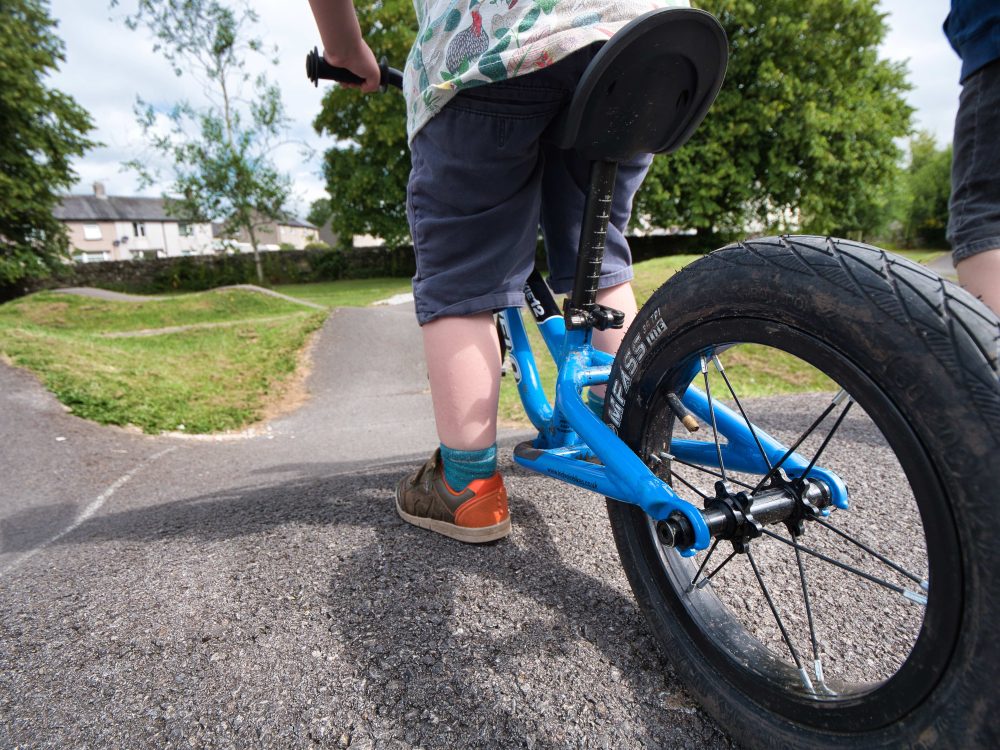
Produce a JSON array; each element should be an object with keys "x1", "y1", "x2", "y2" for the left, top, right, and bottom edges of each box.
[{"x1": 55, "y1": 183, "x2": 323, "y2": 263}]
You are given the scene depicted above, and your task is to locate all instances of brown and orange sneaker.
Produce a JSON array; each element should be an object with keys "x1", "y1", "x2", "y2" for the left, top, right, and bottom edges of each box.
[{"x1": 395, "y1": 449, "x2": 511, "y2": 543}]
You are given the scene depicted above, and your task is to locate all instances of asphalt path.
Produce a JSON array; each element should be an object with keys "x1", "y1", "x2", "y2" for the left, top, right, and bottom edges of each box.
[
  {"x1": 0, "y1": 302, "x2": 736, "y2": 749},
  {"x1": 1, "y1": 299, "x2": 927, "y2": 749}
]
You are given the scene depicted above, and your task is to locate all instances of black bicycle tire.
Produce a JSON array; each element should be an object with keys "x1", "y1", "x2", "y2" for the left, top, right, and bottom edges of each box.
[{"x1": 604, "y1": 235, "x2": 1000, "y2": 749}]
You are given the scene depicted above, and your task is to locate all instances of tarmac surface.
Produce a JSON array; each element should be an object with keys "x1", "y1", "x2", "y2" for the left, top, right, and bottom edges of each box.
[
  {"x1": 0, "y1": 300, "x2": 735, "y2": 749},
  {"x1": 1, "y1": 293, "x2": 932, "y2": 749}
]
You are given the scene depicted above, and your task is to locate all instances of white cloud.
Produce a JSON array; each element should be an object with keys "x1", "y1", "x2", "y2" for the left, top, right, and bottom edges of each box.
[{"x1": 878, "y1": 0, "x2": 962, "y2": 145}]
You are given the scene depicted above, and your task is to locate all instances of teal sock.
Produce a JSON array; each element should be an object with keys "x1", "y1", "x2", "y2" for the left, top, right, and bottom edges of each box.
[
  {"x1": 587, "y1": 390, "x2": 605, "y2": 418},
  {"x1": 439, "y1": 443, "x2": 497, "y2": 491}
]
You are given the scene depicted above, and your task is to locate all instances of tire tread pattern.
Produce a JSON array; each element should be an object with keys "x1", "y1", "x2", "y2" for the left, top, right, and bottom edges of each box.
[{"x1": 714, "y1": 236, "x2": 1000, "y2": 435}]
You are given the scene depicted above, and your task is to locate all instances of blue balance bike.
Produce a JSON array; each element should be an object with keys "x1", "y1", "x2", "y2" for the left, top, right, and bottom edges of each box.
[{"x1": 309, "y1": 8, "x2": 1000, "y2": 748}]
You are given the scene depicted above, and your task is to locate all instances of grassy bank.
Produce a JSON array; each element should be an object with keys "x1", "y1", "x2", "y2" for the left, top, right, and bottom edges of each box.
[
  {"x1": 273, "y1": 278, "x2": 413, "y2": 308},
  {"x1": 0, "y1": 290, "x2": 325, "y2": 434}
]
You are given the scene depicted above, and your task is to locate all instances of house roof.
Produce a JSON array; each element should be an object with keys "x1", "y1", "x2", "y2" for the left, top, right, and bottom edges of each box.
[
  {"x1": 211, "y1": 215, "x2": 316, "y2": 238},
  {"x1": 281, "y1": 216, "x2": 315, "y2": 229},
  {"x1": 56, "y1": 193, "x2": 315, "y2": 232},
  {"x1": 54, "y1": 195, "x2": 187, "y2": 222}
]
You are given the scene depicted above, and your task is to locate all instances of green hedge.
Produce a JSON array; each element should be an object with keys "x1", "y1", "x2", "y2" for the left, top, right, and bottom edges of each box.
[
  {"x1": 1, "y1": 247, "x2": 417, "y2": 299},
  {"x1": 0, "y1": 233, "x2": 715, "y2": 301}
]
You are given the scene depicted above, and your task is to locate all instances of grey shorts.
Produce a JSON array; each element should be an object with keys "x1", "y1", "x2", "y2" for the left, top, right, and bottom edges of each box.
[
  {"x1": 406, "y1": 46, "x2": 652, "y2": 325},
  {"x1": 948, "y1": 58, "x2": 1000, "y2": 263}
]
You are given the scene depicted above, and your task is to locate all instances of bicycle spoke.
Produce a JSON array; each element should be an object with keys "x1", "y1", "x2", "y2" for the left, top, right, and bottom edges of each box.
[
  {"x1": 793, "y1": 540, "x2": 834, "y2": 695},
  {"x1": 701, "y1": 355, "x2": 728, "y2": 483},
  {"x1": 801, "y1": 399, "x2": 854, "y2": 479},
  {"x1": 712, "y1": 354, "x2": 772, "y2": 471},
  {"x1": 761, "y1": 529, "x2": 928, "y2": 605},
  {"x1": 747, "y1": 547, "x2": 815, "y2": 694},
  {"x1": 669, "y1": 467, "x2": 711, "y2": 501},
  {"x1": 686, "y1": 538, "x2": 721, "y2": 592},
  {"x1": 752, "y1": 389, "x2": 848, "y2": 494},
  {"x1": 813, "y1": 517, "x2": 927, "y2": 588},
  {"x1": 693, "y1": 548, "x2": 738, "y2": 590},
  {"x1": 666, "y1": 455, "x2": 756, "y2": 492}
]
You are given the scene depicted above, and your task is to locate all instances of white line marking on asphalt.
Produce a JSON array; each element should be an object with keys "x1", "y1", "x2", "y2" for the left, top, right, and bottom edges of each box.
[{"x1": 0, "y1": 446, "x2": 177, "y2": 577}]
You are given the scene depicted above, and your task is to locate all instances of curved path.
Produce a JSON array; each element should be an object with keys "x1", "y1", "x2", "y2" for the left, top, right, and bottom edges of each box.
[
  {"x1": 0, "y1": 302, "x2": 733, "y2": 749},
  {"x1": 54, "y1": 284, "x2": 328, "y2": 310}
]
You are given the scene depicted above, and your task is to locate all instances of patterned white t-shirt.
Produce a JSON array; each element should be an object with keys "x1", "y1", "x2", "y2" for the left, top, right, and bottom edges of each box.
[{"x1": 404, "y1": 0, "x2": 691, "y2": 140}]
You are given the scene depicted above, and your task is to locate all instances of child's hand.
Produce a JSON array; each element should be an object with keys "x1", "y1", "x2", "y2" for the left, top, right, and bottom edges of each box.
[
  {"x1": 308, "y1": 0, "x2": 382, "y2": 94},
  {"x1": 324, "y1": 41, "x2": 381, "y2": 94}
]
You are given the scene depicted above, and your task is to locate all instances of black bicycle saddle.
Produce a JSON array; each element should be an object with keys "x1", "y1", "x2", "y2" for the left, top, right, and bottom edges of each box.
[{"x1": 550, "y1": 7, "x2": 728, "y2": 161}]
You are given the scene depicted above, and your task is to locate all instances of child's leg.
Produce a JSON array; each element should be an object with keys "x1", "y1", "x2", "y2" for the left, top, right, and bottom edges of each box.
[
  {"x1": 422, "y1": 283, "x2": 636, "y2": 452},
  {"x1": 422, "y1": 312, "x2": 501, "y2": 451},
  {"x1": 591, "y1": 280, "x2": 639, "y2": 398}
]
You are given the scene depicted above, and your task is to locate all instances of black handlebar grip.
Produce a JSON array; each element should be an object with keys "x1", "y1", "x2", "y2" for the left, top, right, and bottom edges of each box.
[
  {"x1": 306, "y1": 47, "x2": 403, "y2": 91},
  {"x1": 306, "y1": 47, "x2": 364, "y2": 86}
]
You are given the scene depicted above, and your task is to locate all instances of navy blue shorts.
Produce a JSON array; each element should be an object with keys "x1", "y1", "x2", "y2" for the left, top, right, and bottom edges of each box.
[
  {"x1": 948, "y1": 58, "x2": 1000, "y2": 263},
  {"x1": 406, "y1": 46, "x2": 653, "y2": 325}
]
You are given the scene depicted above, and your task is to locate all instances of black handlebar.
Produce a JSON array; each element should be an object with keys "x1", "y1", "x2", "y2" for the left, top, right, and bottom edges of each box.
[{"x1": 306, "y1": 47, "x2": 403, "y2": 91}]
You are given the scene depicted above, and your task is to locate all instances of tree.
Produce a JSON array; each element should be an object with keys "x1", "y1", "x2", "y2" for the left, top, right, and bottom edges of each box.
[
  {"x1": 0, "y1": 0, "x2": 95, "y2": 286},
  {"x1": 312, "y1": 0, "x2": 415, "y2": 248},
  {"x1": 115, "y1": 0, "x2": 292, "y2": 284},
  {"x1": 307, "y1": 197, "x2": 333, "y2": 231},
  {"x1": 898, "y1": 132, "x2": 952, "y2": 248},
  {"x1": 315, "y1": 0, "x2": 911, "y2": 245},
  {"x1": 637, "y1": 0, "x2": 912, "y2": 239}
]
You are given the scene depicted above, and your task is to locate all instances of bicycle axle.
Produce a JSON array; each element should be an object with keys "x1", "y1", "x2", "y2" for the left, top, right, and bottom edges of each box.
[{"x1": 656, "y1": 477, "x2": 833, "y2": 550}]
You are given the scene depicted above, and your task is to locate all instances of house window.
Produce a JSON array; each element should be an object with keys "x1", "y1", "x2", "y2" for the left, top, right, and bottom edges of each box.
[
  {"x1": 82, "y1": 224, "x2": 102, "y2": 240},
  {"x1": 178, "y1": 223, "x2": 193, "y2": 237},
  {"x1": 132, "y1": 221, "x2": 146, "y2": 237},
  {"x1": 75, "y1": 251, "x2": 109, "y2": 263}
]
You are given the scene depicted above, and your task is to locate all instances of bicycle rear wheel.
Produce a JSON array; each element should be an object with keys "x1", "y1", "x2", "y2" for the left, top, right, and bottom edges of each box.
[{"x1": 605, "y1": 236, "x2": 1000, "y2": 748}]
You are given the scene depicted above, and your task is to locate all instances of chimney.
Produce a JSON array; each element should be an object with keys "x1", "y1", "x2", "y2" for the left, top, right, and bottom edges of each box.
[{"x1": 93, "y1": 182, "x2": 107, "y2": 198}]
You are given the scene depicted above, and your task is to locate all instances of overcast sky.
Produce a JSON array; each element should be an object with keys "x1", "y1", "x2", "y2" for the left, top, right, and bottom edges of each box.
[{"x1": 47, "y1": 0, "x2": 962, "y2": 219}]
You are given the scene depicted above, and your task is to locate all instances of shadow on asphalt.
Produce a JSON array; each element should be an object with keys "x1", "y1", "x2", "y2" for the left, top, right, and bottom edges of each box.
[
  {"x1": 1, "y1": 501, "x2": 79, "y2": 555},
  {"x1": 18, "y1": 463, "x2": 722, "y2": 746}
]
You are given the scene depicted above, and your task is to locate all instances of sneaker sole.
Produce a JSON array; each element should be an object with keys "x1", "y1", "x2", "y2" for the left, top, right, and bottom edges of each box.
[{"x1": 395, "y1": 493, "x2": 511, "y2": 544}]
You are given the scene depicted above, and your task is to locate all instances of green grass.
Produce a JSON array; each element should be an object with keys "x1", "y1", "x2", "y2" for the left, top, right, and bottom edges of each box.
[
  {"x1": 0, "y1": 247, "x2": 947, "y2": 434},
  {"x1": 0, "y1": 290, "x2": 325, "y2": 434},
  {"x1": 0, "y1": 290, "x2": 309, "y2": 333},
  {"x1": 273, "y1": 277, "x2": 413, "y2": 308},
  {"x1": 497, "y1": 248, "x2": 938, "y2": 425}
]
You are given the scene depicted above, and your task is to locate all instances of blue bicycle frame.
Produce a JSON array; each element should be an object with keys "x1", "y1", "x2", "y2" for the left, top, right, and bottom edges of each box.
[{"x1": 501, "y1": 288, "x2": 849, "y2": 557}]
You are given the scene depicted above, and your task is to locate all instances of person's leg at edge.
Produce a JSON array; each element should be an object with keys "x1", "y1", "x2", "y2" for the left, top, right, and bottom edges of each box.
[
  {"x1": 948, "y1": 59, "x2": 1000, "y2": 318},
  {"x1": 956, "y1": 249, "x2": 1000, "y2": 316}
]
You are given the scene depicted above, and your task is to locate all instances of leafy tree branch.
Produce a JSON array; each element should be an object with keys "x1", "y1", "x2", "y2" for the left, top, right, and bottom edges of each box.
[
  {"x1": 0, "y1": 0, "x2": 96, "y2": 287},
  {"x1": 114, "y1": 0, "x2": 292, "y2": 284}
]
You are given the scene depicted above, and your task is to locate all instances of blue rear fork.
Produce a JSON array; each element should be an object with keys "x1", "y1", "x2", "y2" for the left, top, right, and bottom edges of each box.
[{"x1": 499, "y1": 305, "x2": 849, "y2": 556}]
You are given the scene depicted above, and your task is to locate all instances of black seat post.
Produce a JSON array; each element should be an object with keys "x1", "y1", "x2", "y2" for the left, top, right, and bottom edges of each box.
[{"x1": 566, "y1": 159, "x2": 619, "y2": 330}]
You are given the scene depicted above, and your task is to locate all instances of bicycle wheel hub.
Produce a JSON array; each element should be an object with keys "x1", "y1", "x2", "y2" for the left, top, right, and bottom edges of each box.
[{"x1": 656, "y1": 475, "x2": 833, "y2": 551}]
